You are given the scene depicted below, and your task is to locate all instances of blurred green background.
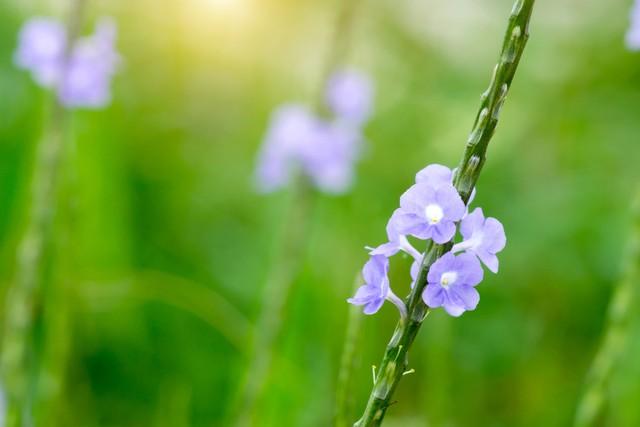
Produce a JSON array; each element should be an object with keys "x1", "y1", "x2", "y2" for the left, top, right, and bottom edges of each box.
[{"x1": 1, "y1": 0, "x2": 640, "y2": 426}]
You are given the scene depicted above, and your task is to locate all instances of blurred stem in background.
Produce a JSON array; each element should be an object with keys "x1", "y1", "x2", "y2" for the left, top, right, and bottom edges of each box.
[
  {"x1": 335, "y1": 274, "x2": 365, "y2": 427},
  {"x1": 235, "y1": 0, "x2": 363, "y2": 424},
  {"x1": 353, "y1": 1, "x2": 535, "y2": 425},
  {"x1": 574, "y1": 189, "x2": 640, "y2": 427},
  {"x1": 0, "y1": 1, "x2": 86, "y2": 426}
]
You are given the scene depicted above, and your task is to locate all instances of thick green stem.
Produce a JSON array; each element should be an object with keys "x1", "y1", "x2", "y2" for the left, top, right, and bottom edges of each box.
[
  {"x1": 353, "y1": 1, "x2": 535, "y2": 425},
  {"x1": 573, "y1": 191, "x2": 640, "y2": 427}
]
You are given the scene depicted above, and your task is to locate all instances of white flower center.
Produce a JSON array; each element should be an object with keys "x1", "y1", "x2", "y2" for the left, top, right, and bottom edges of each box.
[
  {"x1": 440, "y1": 271, "x2": 458, "y2": 288},
  {"x1": 425, "y1": 203, "x2": 444, "y2": 224}
]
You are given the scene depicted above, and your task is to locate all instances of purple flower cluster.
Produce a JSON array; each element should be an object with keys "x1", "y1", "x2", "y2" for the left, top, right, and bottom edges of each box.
[
  {"x1": 14, "y1": 17, "x2": 120, "y2": 109},
  {"x1": 255, "y1": 70, "x2": 373, "y2": 194},
  {"x1": 627, "y1": 0, "x2": 640, "y2": 51},
  {"x1": 348, "y1": 164, "x2": 506, "y2": 317}
]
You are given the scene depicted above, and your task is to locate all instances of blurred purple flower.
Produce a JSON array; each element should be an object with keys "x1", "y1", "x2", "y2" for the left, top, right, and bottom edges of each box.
[
  {"x1": 627, "y1": 0, "x2": 640, "y2": 50},
  {"x1": 299, "y1": 122, "x2": 363, "y2": 194},
  {"x1": 423, "y1": 252, "x2": 483, "y2": 317},
  {"x1": 255, "y1": 104, "x2": 320, "y2": 192},
  {"x1": 395, "y1": 182, "x2": 465, "y2": 244},
  {"x1": 59, "y1": 19, "x2": 120, "y2": 108},
  {"x1": 325, "y1": 69, "x2": 373, "y2": 125},
  {"x1": 14, "y1": 18, "x2": 67, "y2": 87},
  {"x1": 453, "y1": 208, "x2": 506, "y2": 273},
  {"x1": 255, "y1": 106, "x2": 364, "y2": 194},
  {"x1": 348, "y1": 255, "x2": 390, "y2": 315},
  {"x1": 14, "y1": 17, "x2": 120, "y2": 109}
]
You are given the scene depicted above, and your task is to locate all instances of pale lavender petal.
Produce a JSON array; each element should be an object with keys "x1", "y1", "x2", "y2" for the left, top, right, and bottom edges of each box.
[
  {"x1": 442, "y1": 301, "x2": 465, "y2": 317},
  {"x1": 455, "y1": 252, "x2": 484, "y2": 286},
  {"x1": 393, "y1": 212, "x2": 426, "y2": 235},
  {"x1": 435, "y1": 186, "x2": 465, "y2": 220},
  {"x1": 399, "y1": 183, "x2": 436, "y2": 214},
  {"x1": 423, "y1": 284, "x2": 445, "y2": 307},
  {"x1": 483, "y1": 217, "x2": 507, "y2": 253},
  {"x1": 415, "y1": 164, "x2": 452, "y2": 186},
  {"x1": 386, "y1": 209, "x2": 404, "y2": 242},
  {"x1": 460, "y1": 208, "x2": 484, "y2": 240},
  {"x1": 431, "y1": 221, "x2": 456, "y2": 244},
  {"x1": 347, "y1": 285, "x2": 379, "y2": 304},
  {"x1": 476, "y1": 248, "x2": 499, "y2": 273},
  {"x1": 362, "y1": 255, "x2": 387, "y2": 286},
  {"x1": 369, "y1": 241, "x2": 399, "y2": 257},
  {"x1": 348, "y1": 255, "x2": 390, "y2": 314},
  {"x1": 451, "y1": 285, "x2": 480, "y2": 310},
  {"x1": 404, "y1": 223, "x2": 433, "y2": 240},
  {"x1": 363, "y1": 298, "x2": 385, "y2": 315}
]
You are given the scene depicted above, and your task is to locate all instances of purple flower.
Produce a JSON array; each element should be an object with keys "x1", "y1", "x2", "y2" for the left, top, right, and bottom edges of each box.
[
  {"x1": 59, "y1": 19, "x2": 120, "y2": 108},
  {"x1": 627, "y1": 1, "x2": 640, "y2": 51},
  {"x1": 255, "y1": 106, "x2": 362, "y2": 194},
  {"x1": 415, "y1": 164, "x2": 453, "y2": 186},
  {"x1": 369, "y1": 209, "x2": 422, "y2": 260},
  {"x1": 453, "y1": 208, "x2": 506, "y2": 273},
  {"x1": 395, "y1": 182, "x2": 465, "y2": 244},
  {"x1": 423, "y1": 252, "x2": 483, "y2": 317},
  {"x1": 325, "y1": 70, "x2": 373, "y2": 125},
  {"x1": 14, "y1": 17, "x2": 120, "y2": 109},
  {"x1": 299, "y1": 122, "x2": 362, "y2": 194},
  {"x1": 14, "y1": 18, "x2": 67, "y2": 87},
  {"x1": 254, "y1": 104, "x2": 318, "y2": 192},
  {"x1": 348, "y1": 255, "x2": 390, "y2": 314}
]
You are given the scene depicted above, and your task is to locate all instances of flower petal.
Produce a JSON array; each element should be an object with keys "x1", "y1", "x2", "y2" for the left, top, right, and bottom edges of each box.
[
  {"x1": 415, "y1": 164, "x2": 452, "y2": 186},
  {"x1": 460, "y1": 208, "x2": 484, "y2": 240},
  {"x1": 484, "y1": 217, "x2": 506, "y2": 253},
  {"x1": 363, "y1": 298, "x2": 384, "y2": 315},
  {"x1": 451, "y1": 285, "x2": 480, "y2": 310},
  {"x1": 431, "y1": 221, "x2": 456, "y2": 244},
  {"x1": 455, "y1": 252, "x2": 484, "y2": 286},
  {"x1": 476, "y1": 248, "x2": 499, "y2": 273},
  {"x1": 423, "y1": 284, "x2": 445, "y2": 307}
]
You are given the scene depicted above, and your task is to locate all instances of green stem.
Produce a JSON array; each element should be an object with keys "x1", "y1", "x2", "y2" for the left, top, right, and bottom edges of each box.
[
  {"x1": 335, "y1": 274, "x2": 366, "y2": 427},
  {"x1": 235, "y1": 1, "x2": 364, "y2": 424},
  {"x1": 353, "y1": 1, "x2": 535, "y2": 425},
  {"x1": 0, "y1": 1, "x2": 87, "y2": 425},
  {"x1": 235, "y1": 181, "x2": 314, "y2": 426},
  {"x1": 573, "y1": 191, "x2": 640, "y2": 427}
]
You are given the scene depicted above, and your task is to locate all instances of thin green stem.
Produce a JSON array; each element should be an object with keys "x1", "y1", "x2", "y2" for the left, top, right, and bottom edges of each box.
[
  {"x1": 234, "y1": 181, "x2": 314, "y2": 426},
  {"x1": 353, "y1": 1, "x2": 535, "y2": 425},
  {"x1": 573, "y1": 190, "x2": 640, "y2": 427},
  {"x1": 0, "y1": 1, "x2": 87, "y2": 426},
  {"x1": 335, "y1": 274, "x2": 366, "y2": 427}
]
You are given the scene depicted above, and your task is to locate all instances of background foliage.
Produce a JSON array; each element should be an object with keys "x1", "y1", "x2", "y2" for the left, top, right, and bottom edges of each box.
[{"x1": 1, "y1": 0, "x2": 640, "y2": 426}]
